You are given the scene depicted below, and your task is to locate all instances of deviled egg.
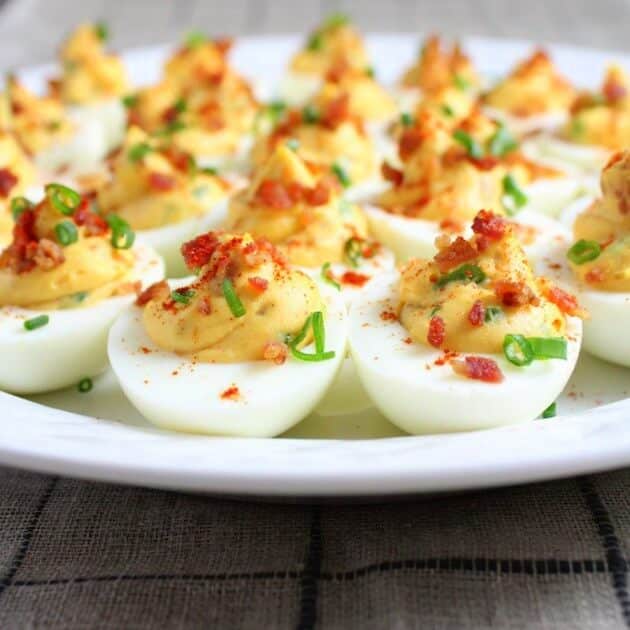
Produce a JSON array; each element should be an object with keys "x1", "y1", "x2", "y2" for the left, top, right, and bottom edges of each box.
[
  {"x1": 96, "y1": 126, "x2": 232, "y2": 275},
  {"x1": 0, "y1": 183, "x2": 163, "y2": 394},
  {"x1": 483, "y1": 49, "x2": 576, "y2": 135},
  {"x1": 541, "y1": 150, "x2": 630, "y2": 367},
  {"x1": 108, "y1": 231, "x2": 346, "y2": 436},
  {"x1": 349, "y1": 210, "x2": 583, "y2": 434}
]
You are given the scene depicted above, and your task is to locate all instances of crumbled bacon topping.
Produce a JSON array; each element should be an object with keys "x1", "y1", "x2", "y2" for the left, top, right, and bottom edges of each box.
[
  {"x1": 181, "y1": 233, "x2": 220, "y2": 269},
  {"x1": 148, "y1": 171, "x2": 178, "y2": 192},
  {"x1": 434, "y1": 236, "x2": 477, "y2": 272},
  {"x1": 451, "y1": 356, "x2": 504, "y2": 383},
  {"x1": 584, "y1": 268, "x2": 605, "y2": 284},
  {"x1": 0, "y1": 168, "x2": 18, "y2": 198},
  {"x1": 321, "y1": 93, "x2": 351, "y2": 130},
  {"x1": 136, "y1": 280, "x2": 170, "y2": 306},
  {"x1": 341, "y1": 271, "x2": 370, "y2": 287},
  {"x1": 603, "y1": 75, "x2": 627, "y2": 103},
  {"x1": 263, "y1": 341, "x2": 288, "y2": 365},
  {"x1": 472, "y1": 210, "x2": 507, "y2": 241},
  {"x1": 220, "y1": 385, "x2": 240, "y2": 400},
  {"x1": 493, "y1": 280, "x2": 538, "y2": 307},
  {"x1": 399, "y1": 128, "x2": 424, "y2": 161},
  {"x1": 73, "y1": 198, "x2": 108, "y2": 236},
  {"x1": 247, "y1": 276, "x2": 269, "y2": 293},
  {"x1": 427, "y1": 315, "x2": 446, "y2": 348},
  {"x1": 545, "y1": 285, "x2": 581, "y2": 316},
  {"x1": 468, "y1": 300, "x2": 485, "y2": 327},
  {"x1": 255, "y1": 179, "x2": 331, "y2": 209},
  {"x1": 381, "y1": 162, "x2": 404, "y2": 187},
  {"x1": 32, "y1": 238, "x2": 65, "y2": 271},
  {"x1": 197, "y1": 296, "x2": 212, "y2": 315}
]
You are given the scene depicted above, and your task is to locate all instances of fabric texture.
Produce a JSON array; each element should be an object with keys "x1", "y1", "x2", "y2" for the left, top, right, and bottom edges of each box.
[{"x1": 0, "y1": 0, "x2": 629, "y2": 627}]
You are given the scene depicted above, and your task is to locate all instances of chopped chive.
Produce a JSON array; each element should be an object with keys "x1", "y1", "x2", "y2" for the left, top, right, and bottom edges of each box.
[
  {"x1": 503, "y1": 334, "x2": 534, "y2": 366},
  {"x1": 441, "y1": 103, "x2": 455, "y2": 117},
  {"x1": 200, "y1": 165, "x2": 218, "y2": 175},
  {"x1": 155, "y1": 120, "x2": 187, "y2": 135},
  {"x1": 302, "y1": 104, "x2": 320, "y2": 124},
  {"x1": 484, "y1": 305, "x2": 503, "y2": 323},
  {"x1": 344, "y1": 237, "x2": 363, "y2": 268},
  {"x1": 54, "y1": 220, "x2": 78, "y2": 246},
  {"x1": 312, "y1": 311, "x2": 325, "y2": 353},
  {"x1": 45, "y1": 183, "x2": 81, "y2": 216},
  {"x1": 488, "y1": 123, "x2": 518, "y2": 157},
  {"x1": 365, "y1": 66, "x2": 375, "y2": 78},
  {"x1": 171, "y1": 288, "x2": 196, "y2": 305},
  {"x1": 285, "y1": 138, "x2": 300, "y2": 151},
  {"x1": 567, "y1": 239, "x2": 601, "y2": 265},
  {"x1": 307, "y1": 32, "x2": 323, "y2": 51},
  {"x1": 400, "y1": 112, "x2": 414, "y2": 127},
  {"x1": 94, "y1": 21, "x2": 108, "y2": 42},
  {"x1": 185, "y1": 30, "x2": 207, "y2": 48},
  {"x1": 222, "y1": 279, "x2": 246, "y2": 318},
  {"x1": 453, "y1": 73, "x2": 470, "y2": 91},
  {"x1": 267, "y1": 100, "x2": 286, "y2": 122},
  {"x1": 290, "y1": 347, "x2": 336, "y2": 362},
  {"x1": 11, "y1": 196, "x2": 33, "y2": 220},
  {"x1": 502, "y1": 173, "x2": 528, "y2": 215},
  {"x1": 541, "y1": 401, "x2": 557, "y2": 419},
  {"x1": 324, "y1": 12, "x2": 350, "y2": 28},
  {"x1": 23, "y1": 314, "x2": 49, "y2": 331},
  {"x1": 287, "y1": 311, "x2": 336, "y2": 362},
  {"x1": 106, "y1": 215, "x2": 135, "y2": 249},
  {"x1": 122, "y1": 94, "x2": 138, "y2": 108},
  {"x1": 332, "y1": 163, "x2": 351, "y2": 188},
  {"x1": 453, "y1": 129, "x2": 484, "y2": 159},
  {"x1": 435, "y1": 263, "x2": 486, "y2": 289},
  {"x1": 527, "y1": 337, "x2": 568, "y2": 360},
  {"x1": 128, "y1": 142, "x2": 153, "y2": 162},
  {"x1": 78, "y1": 377, "x2": 93, "y2": 393},
  {"x1": 286, "y1": 313, "x2": 312, "y2": 348},
  {"x1": 570, "y1": 117, "x2": 585, "y2": 139},
  {"x1": 173, "y1": 97, "x2": 187, "y2": 114},
  {"x1": 429, "y1": 305, "x2": 442, "y2": 317},
  {"x1": 321, "y1": 262, "x2": 341, "y2": 290}
]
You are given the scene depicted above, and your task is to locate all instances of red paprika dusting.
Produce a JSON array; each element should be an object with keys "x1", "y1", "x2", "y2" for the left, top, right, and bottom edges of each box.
[
  {"x1": 248, "y1": 276, "x2": 269, "y2": 293},
  {"x1": 468, "y1": 300, "x2": 485, "y2": 327},
  {"x1": 380, "y1": 309, "x2": 397, "y2": 321},
  {"x1": 263, "y1": 342, "x2": 288, "y2": 365},
  {"x1": 181, "y1": 233, "x2": 220, "y2": 270},
  {"x1": 220, "y1": 385, "x2": 240, "y2": 401},
  {"x1": 427, "y1": 315, "x2": 446, "y2": 348},
  {"x1": 585, "y1": 268, "x2": 605, "y2": 284},
  {"x1": 136, "y1": 280, "x2": 170, "y2": 306}
]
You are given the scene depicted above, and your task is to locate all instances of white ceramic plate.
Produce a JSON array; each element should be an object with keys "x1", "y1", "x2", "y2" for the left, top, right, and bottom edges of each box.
[{"x1": 3, "y1": 34, "x2": 630, "y2": 498}]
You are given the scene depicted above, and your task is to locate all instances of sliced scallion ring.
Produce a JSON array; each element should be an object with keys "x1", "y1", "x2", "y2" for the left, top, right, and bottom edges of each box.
[
  {"x1": 54, "y1": 220, "x2": 78, "y2": 246},
  {"x1": 567, "y1": 239, "x2": 601, "y2": 265},
  {"x1": 45, "y1": 183, "x2": 81, "y2": 216},
  {"x1": 503, "y1": 334, "x2": 534, "y2": 366},
  {"x1": 106, "y1": 215, "x2": 135, "y2": 249},
  {"x1": 321, "y1": 262, "x2": 340, "y2": 290},
  {"x1": 10, "y1": 196, "x2": 33, "y2": 220}
]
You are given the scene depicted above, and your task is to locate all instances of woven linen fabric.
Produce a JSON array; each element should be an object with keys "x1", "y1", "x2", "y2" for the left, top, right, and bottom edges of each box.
[{"x1": 0, "y1": 466, "x2": 628, "y2": 629}]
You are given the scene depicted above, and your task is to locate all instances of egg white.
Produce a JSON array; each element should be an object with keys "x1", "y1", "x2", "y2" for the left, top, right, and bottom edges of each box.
[
  {"x1": 196, "y1": 134, "x2": 254, "y2": 175},
  {"x1": 107, "y1": 279, "x2": 347, "y2": 437},
  {"x1": 69, "y1": 98, "x2": 127, "y2": 154},
  {"x1": 276, "y1": 72, "x2": 323, "y2": 107},
  {"x1": 558, "y1": 194, "x2": 596, "y2": 230},
  {"x1": 314, "y1": 355, "x2": 372, "y2": 416},
  {"x1": 523, "y1": 135, "x2": 610, "y2": 174},
  {"x1": 138, "y1": 198, "x2": 229, "y2": 278},
  {"x1": 538, "y1": 236, "x2": 630, "y2": 368},
  {"x1": 364, "y1": 204, "x2": 568, "y2": 263},
  {"x1": 482, "y1": 106, "x2": 567, "y2": 136},
  {"x1": 348, "y1": 273, "x2": 582, "y2": 434},
  {"x1": 0, "y1": 242, "x2": 164, "y2": 395},
  {"x1": 522, "y1": 175, "x2": 596, "y2": 218}
]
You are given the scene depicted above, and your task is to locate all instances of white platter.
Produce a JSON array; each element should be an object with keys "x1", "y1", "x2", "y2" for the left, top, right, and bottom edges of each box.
[{"x1": 2, "y1": 34, "x2": 630, "y2": 498}]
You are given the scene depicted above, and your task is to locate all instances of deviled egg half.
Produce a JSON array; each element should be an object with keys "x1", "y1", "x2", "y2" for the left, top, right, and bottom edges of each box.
[
  {"x1": 108, "y1": 231, "x2": 346, "y2": 437},
  {"x1": 1, "y1": 76, "x2": 109, "y2": 175},
  {"x1": 541, "y1": 150, "x2": 630, "y2": 367},
  {"x1": 482, "y1": 49, "x2": 576, "y2": 136},
  {"x1": 366, "y1": 109, "x2": 576, "y2": 262},
  {"x1": 279, "y1": 13, "x2": 370, "y2": 107},
  {"x1": 96, "y1": 126, "x2": 232, "y2": 276},
  {"x1": 349, "y1": 210, "x2": 583, "y2": 434},
  {"x1": 0, "y1": 183, "x2": 163, "y2": 394},
  {"x1": 52, "y1": 23, "x2": 129, "y2": 153},
  {"x1": 124, "y1": 33, "x2": 259, "y2": 172}
]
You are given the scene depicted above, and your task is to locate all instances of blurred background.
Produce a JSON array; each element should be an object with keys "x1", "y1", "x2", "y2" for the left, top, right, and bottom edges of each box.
[{"x1": 0, "y1": 0, "x2": 628, "y2": 69}]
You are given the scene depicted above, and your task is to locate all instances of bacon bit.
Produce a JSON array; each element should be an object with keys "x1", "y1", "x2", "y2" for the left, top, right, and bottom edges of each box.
[
  {"x1": 220, "y1": 385, "x2": 241, "y2": 401},
  {"x1": 0, "y1": 168, "x2": 18, "y2": 198},
  {"x1": 181, "y1": 233, "x2": 220, "y2": 270},
  {"x1": 494, "y1": 280, "x2": 537, "y2": 307},
  {"x1": 197, "y1": 296, "x2": 212, "y2": 315},
  {"x1": 381, "y1": 162, "x2": 404, "y2": 187},
  {"x1": 263, "y1": 341, "x2": 288, "y2": 365},
  {"x1": 427, "y1": 315, "x2": 446, "y2": 348},
  {"x1": 604, "y1": 151, "x2": 624, "y2": 170},
  {"x1": 469, "y1": 155, "x2": 499, "y2": 171},
  {"x1": 434, "y1": 236, "x2": 477, "y2": 272},
  {"x1": 140, "y1": 346, "x2": 152, "y2": 354},
  {"x1": 399, "y1": 128, "x2": 424, "y2": 161},
  {"x1": 472, "y1": 210, "x2": 507, "y2": 241},
  {"x1": 136, "y1": 280, "x2": 170, "y2": 306},
  {"x1": 468, "y1": 300, "x2": 485, "y2": 327},
  {"x1": 248, "y1": 276, "x2": 269, "y2": 293},
  {"x1": 321, "y1": 93, "x2": 350, "y2": 129},
  {"x1": 452, "y1": 356, "x2": 504, "y2": 383},
  {"x1": 214, "y1": 37, "x2": 234, "y2": 56},
  {"x1": 113, "y1": 280, "x2": 142, "y2": 297},
  {"x1": 148, "y1": 172, "x2": 177, "y2": 192},
  {"x1": 303, "y1": 181, "x2": 330, "y2": 206},
  {"x1": 585, "y1": 268, "x2": 605, "y2": 284},
  {"x1": 434, "y1": 349, "x2": 459, "y2": 366},
  {"x1": 341, "y1": 271, "x2": 370, "y2": 287},
  {"x1": 73, "y1": 198, "x2": 108, "y2": 235},
  {"x1": 255, "y1": 179, "x2": 293, "y2": 209},
  {"x1": 403, "y1": 337, "x2": 412, "y2": 344},
  {"x1": 439, "y1": 218, "x2": 464, "y2": 233},
  {"x1": 33, "y1": 238, "x2": 65, "y2": 271},
  {"x1": 603, "y1": 76, "x2": 627, "y2": 103},
  {"x1": 546, "y1": 285, "x2": 581, "y2": 316},
  {"x1": 380, "y1": 309, "x2": 398, "y2": 321}
]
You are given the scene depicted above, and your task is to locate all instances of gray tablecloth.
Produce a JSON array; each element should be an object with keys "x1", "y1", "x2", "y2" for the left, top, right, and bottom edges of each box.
[{"x1": 1, "y1": 0, "x2": 629, "y2": 628}]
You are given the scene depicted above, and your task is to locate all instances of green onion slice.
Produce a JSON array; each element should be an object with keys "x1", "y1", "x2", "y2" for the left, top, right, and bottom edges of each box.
[
  {"x1": 542, "y1": 402, "x2": 557, "y2": 419},
  {"x1": 128, "y1": 142, "x2": 153, "y2": 162},
  {"x1": 441, "y1": 104, "x2": 454, "y2": 117},
  {"x1": 307, "y1": 33, "x2": 323, "y2": 51},
  {"x1": 502, "y1": 174, "x2": 528, "y2": 214},
  {"x1": 321, "y1": 262, "x2": 340, "y2": 290},
  {"x1": 287, "y1": 311, "x2": 336, "y2": 362},
  {"x1": 106, "y1": 215, "x2": 135, "y2": 250},
  {"x1": 11, "y1": 196, "x2": 33, "y2": 220},
  {"x1": 503, "y1": 334, "x2": 535, "y2": 366},
  {"x1": 344, "y1": 237, "x2": 363, "y2": 268},
  {"x1": 324, "y1": 12, "x2": 350, "y2": 28},
  {"x1": 171, "y1": 288, "x2": 196, "y2": 305},
  {"x1": 24, "y1": 314, "x2": 49, "y2": 331},
  {"x1": 400, "y1": 112, "x2": 414, "y2": 127},
  {"x1": 285, "y1": 138, "x2": 300, "y2": 151},
  {"x1": 453, "y1": 73, "x2": 471, "y2": 91},
  {"x1": 488, "y1": 123, "x2": 518, "y2": 157},
  {"x1": 302, "y1": 104, "x2": 320, "y2": 124},
  {"x1": 54, "y1": 220, "x2": 78, "y2": 246},
  {"x1": 78, "y1": 377, "x2": 93, "y2": 393},
  {"x1": 484, "y1": 305, "x2": 503, "y2": 323},
  {"x1": 185, "y1": 30, "x2": 207, "y2": 48},
  {"x1": 332, "y1": 163, "x2": 351, "y2": 188},
  {"x1": 222, "y1": 279, "x2": 246, "y2": 318},
  {"x1": 94, "y1": 21, "x2": 108, "y2": 41},
  {"x1": 435, "y1": 264, "x2": 486, "y2": 289},
  {"x1": 527, "y1": 337, "x2": 568, "y2": 360},
  {"x1": 567, "y1": 239, "x2": 601, "y2": 265},
  {"x1": 45, "y1": 183, "x2": 81, "y2": 216},
  {"x1": 453, "y1": 129, "x2": 484, "y2": 159},
  {"x1": 122, "y1": 94, "x2": 138, "y2": 108}
]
